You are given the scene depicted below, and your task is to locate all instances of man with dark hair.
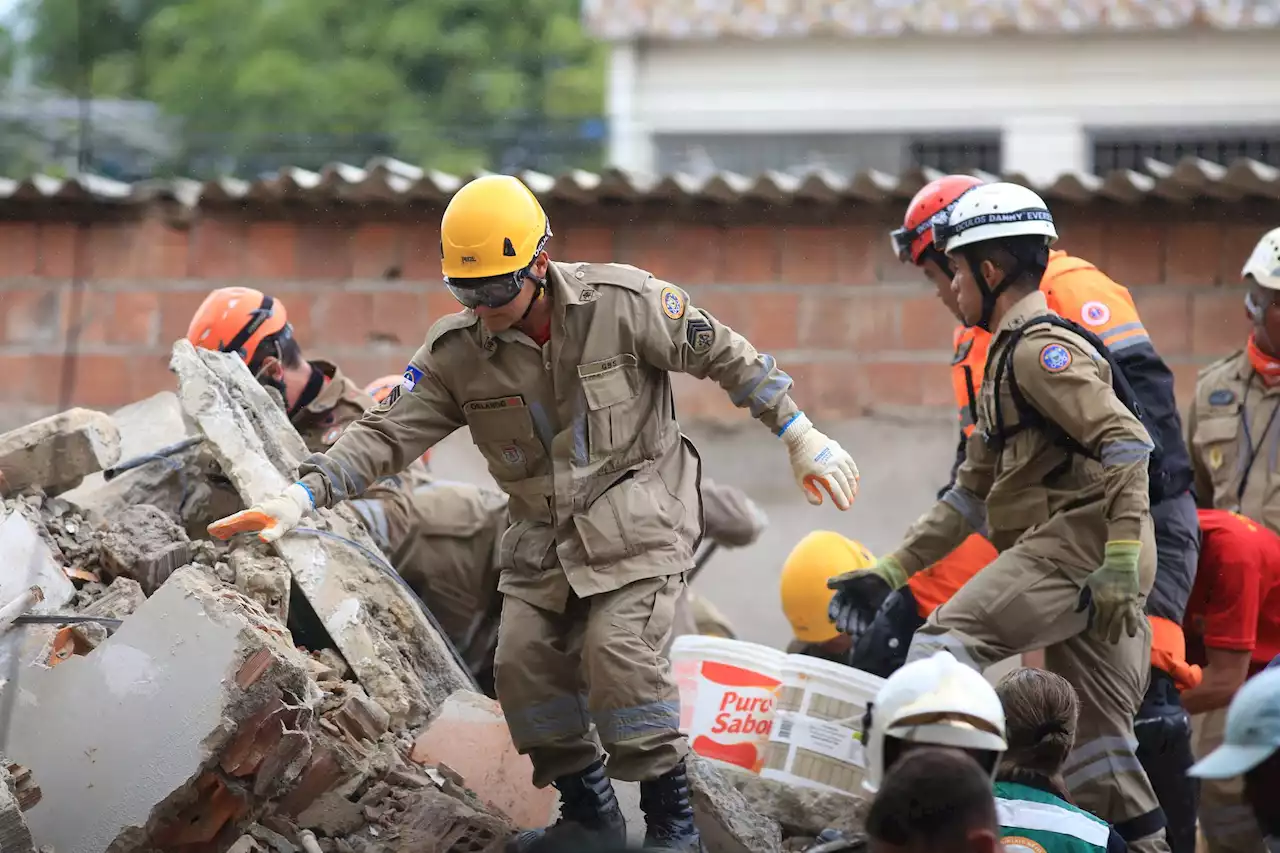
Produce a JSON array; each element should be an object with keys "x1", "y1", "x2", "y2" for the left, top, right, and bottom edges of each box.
[
  {"x1": 867, "y1": 747, "x2": 1001, "y2": 853},
  {"x1": 829, "y1": 182, "x2": 1168, "y2": 853}
]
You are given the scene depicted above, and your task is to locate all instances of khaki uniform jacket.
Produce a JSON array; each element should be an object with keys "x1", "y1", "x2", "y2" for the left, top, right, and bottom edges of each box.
[
  {"x1": 891, "y1": 291, "x2": 1156, "y2": 574},
  {"x1": 1186, "y1": 349, "x2": 1280, "y2": 533},
  {"x1": 297, "y1": 261, "x2": 800, "y2": 612}
]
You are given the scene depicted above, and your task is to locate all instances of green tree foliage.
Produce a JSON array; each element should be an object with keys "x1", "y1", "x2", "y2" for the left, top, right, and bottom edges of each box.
[{"x1": 21, "y1": 0, "x2": 606, "y2": 174}]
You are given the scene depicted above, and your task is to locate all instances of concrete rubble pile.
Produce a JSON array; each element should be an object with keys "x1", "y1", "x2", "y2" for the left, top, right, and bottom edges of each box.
[{"x1": 0, "y1": 340, "x2": 857, "y2": 853}]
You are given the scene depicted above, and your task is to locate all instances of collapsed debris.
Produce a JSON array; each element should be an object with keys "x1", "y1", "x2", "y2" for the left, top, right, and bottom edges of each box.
[
  {"x1": 0, "y1": 408, "x2": 121, "y2": 497},
  {"x1": 688, "y1": 757, "x2": 785, "y2": 853},
  {"x1": 0, "y1": 760, "x2": 36, "y2": 853}
]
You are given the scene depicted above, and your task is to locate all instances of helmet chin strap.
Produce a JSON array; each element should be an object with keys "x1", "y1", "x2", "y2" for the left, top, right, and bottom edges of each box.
[
  {"x1": 973, "y1": 260, "x2": 1022, "y2": 333},
  {"x1": 518, "y1": 272, "x2": 547, "y2": 323}
]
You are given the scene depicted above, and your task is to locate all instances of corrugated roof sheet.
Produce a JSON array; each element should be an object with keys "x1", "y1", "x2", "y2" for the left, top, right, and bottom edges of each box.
[
  {"x1": 581, "y1": 0, "x2": 1280, "y2": 40},
  {"x1": 1, "y1": 157, "x2": 1279, "y2": 211}
]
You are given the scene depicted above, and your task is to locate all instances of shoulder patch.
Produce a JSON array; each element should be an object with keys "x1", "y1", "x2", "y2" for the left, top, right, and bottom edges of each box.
[
  {"x1": 660, "y1": 286, "x2": 686, "y2": 320},
  {"x1": 1038, "y1": 343, "x2": 1073, "y2": 373},
  {"x1": 321, "y1": 425, "x2": 345, "y2": 446},
  {"x1": 1207, "y1": 388, "x2": 1236, "y2": 406},
  {"x1": 686, "y1": 317, "x2": 714, "y2": 352},
  {"x1": 426, "y1": 310, "x2": 480, "y2": 351},
  {"x1": 1080, "y1": 300, "x2": 1111, "y2": 327},
  {"x1": 951, "y1": 336, "x2": 974, "y2": 365},
  {"x1": 572, "y1": 262, "x2": 652, "y2": 292},
  {"x1": 1000, "y1": 837, "x2": 1047, "y2": 853},
  {"x1": 401, "y1": 364, "x2": 424, "y2": 392}
]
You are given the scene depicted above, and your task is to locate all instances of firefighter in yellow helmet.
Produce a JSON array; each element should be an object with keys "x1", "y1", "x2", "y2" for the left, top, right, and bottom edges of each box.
[
  {"x1": 209, "y1": 174, "x2": 860, "y2": 853},
  {"x1": 780, "y1": 531, "x2": 876, "y2": 663}
]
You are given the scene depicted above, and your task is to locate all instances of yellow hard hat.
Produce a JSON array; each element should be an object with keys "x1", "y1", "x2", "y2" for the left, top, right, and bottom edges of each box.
[
  {"x1": 780, "y1": 531, "x2": 876, "y2": 644},
  {"x1": 441, "y1": 175, "x2": 552, "y2": 280}
]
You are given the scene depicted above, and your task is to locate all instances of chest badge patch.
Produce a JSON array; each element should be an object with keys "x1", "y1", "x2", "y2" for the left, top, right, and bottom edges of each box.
[
  {"x1": 1081, "y1": 300, "x2": 1111, "y2": 327},
  {"x1": 1208, "y1": 389, "x2": 1236, "y2": 406},
  {"x1": 402, "y1": 364, "x2": 424, "y2": 392},
  {"x1": 1208, "y1": 446, "x2": 1225, "y2": 471},
  {"x1": 501, "y1": 444, "x2": 525, "y2": 466},
  {"x1": 322, "y1": 425, "x2": 345, "y2": 446},
  {"x1": 1039, "y1": 343, "x2": 1073, "y2": 373},
  {"x1": 660, "y1": 286, "x2": 686, "y2": 321}
]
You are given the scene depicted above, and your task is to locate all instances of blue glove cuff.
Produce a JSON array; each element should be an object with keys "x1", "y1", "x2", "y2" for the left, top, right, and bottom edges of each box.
[
  {"x1": 776, "y1": 412, "x2": 803, "y2": 438},
  {"x1": 295, "y1": 481, "x2": 315, "y2": 509}
]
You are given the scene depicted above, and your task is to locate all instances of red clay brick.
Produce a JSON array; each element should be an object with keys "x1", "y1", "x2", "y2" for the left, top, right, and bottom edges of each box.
[
  {"x1": 0, "y1": 355, "x2": 38, "y2": 402},
  {"x1": 296, "y1": 224, "x2": 353, "y2": 280},
  {"x1": 37, "y1": 223, "x2": 79, "y2": 278},
  {"x1": 2, "y1": 287, "x2": 63, "y2": 346},
  {"x1": 784, "y1": 360, "x2": 865, "y2": 420},
  {"x1": 1170, "y1": 363, "x2": 1200, "y2": 412},
  {"x1": 86, "y1": 223, "x2": 137, "y2": 280},
  {"x1": 781, "y1": 226, "x2": 841, "y2": 284},
  {"x1": 1131, "y1": 290, "x2": 1191, "y2": 356},
  {"x1": 60, "y1": 287, "x2": 112, "y2": 347},
  {"x1": 158, "y1": 289, "x2": 213, "y2": 346},
  {"x1": 312, "y1": 291, "x2": 375, "y2": 347},
  {"x1": 1220, "y1": 224, "x2": 1268, "y2": 286},
  {"x1": 190, "y1": 217, "x2": 248, "y2": 279},
  {"x1": 134, "y1": 218, "x2": 191, "y2": 280},
  {"x1": 689, "y1": 289, "x2": 753, "y2": 338},
  {"x1": 801, "y1": 293, "x2": 901, "y2": 352},
  {"x1": 558, "y1": 227, "x2": 615, "y2": 264},
  {"x1": 400, "y1": 222, "x2": 442, "y2": 282},
  {"x1": 426, "y1": 289, "x2": 461, "y2": 324},
  {"x1": 370, "y1": 291, "x2": 430, "y2": 347},
  {"x1": 127, "y1": 352, "x2": 178, "y2": 399},
  {"x1": 858, "y1": 362, "x2": 946, "y2": 409},
  {"x1": 109, "y1": 291, "x2": 162, "y2": 347},
  {"x1": 899, "y1": 295, "x2": 959, "y2": 351},
  {"x1": 746, "y1": 292, "x2": 801, "y2": 353},
  {"x1": 1191, "y1": 291, "x2": 1251, "y2": 357},
  {"x1": 836, "y1": 224, "x2": 889, "y2": 286},
  {"x1": 1102, "y1": 223, "x2": 1164, "y2": 286},
  {"x1": 18, "y1": 354, "x2": 67, "y2": 405},
  {"x1": 0, "y1": 223, "x2": 39, "y2": 277},
  {"x1": 63, "y1": 353, "x2": 134, "y2": 409},
  {"x1": 618, "y1": 223, "x2": 720, "y2": 285},
  {"x1": 351, "y1": 224, "x2": 404, "y2": 279},
  {"x1": 719, "y1": 227, "x2": 780, "y2": 284},
  {"x1": 1053, "y1": 222, "x2": 1106, "y2": 268},
  {"x1": 246, "y1": 223, "x2": 298, "y2": 279},
  {"x1": 1164, "y1": 223, "x2": 1223, "y2": 287}
]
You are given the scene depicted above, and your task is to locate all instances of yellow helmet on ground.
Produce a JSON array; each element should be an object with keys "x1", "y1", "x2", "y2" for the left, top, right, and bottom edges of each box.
[
  {"x1": 441, "y1": 175, "x2": 552, "y2": 281},
  {"x1": 781, "y1": 531, "x2": 876, "y2": 644}
]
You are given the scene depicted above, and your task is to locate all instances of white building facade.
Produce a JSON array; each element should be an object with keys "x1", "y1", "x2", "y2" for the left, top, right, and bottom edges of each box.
[{"x1": 585, "y1": 1, "x2": 1280, "y2": 182}]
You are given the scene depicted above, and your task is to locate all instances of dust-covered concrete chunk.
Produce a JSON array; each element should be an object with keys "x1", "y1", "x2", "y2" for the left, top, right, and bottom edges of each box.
[
  {"x1": 0, "y1": 408, "x2": 120, "y2": 494},
  {"x1": 99, "y1": 504, "x2": 193, "y2": 595},
  {"x1": 687, "y1": 757, "x2": 783, "y2": 853},
  {"x1": 721, "y1": 765, "x2": 867, "y2": 838},
  {"x1": 6, "y1": 567, "x2": 316, "y2": 853},
  {"x1": 0, "y1": 763, "x2": 35, "y2": 853}
]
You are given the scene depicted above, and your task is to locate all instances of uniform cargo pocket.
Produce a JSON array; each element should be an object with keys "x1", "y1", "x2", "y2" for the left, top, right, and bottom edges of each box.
[
  {"x1": 464, "y1": 399, "x2": 544, "y2": 482},
  {"x1": 986, "y1": 487, "x2": 1050, "y2": 538},
  {"x1": 1190, "y1": 416, "x2": 1241, "y2": 506},
  {"x1": 497, "y1": 520, "x2": 555, "y2": 574},
  {"x1": 578, "y1": 355, "x2": 641, "y2": 462},
  {"x1": 571, "y1": 472, "x2": 680, "y2": 566}
]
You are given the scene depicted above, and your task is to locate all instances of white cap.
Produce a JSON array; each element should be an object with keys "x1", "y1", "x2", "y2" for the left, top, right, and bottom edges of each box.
[
  {"x1": 1188, "y1": 667, "x2": 1280, "y2": 779},
  {"x1": 1242, "y1": 227, "x2": 1280, "y2": 290}
]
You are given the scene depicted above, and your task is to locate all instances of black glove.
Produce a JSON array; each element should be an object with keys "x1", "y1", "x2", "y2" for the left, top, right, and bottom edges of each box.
[{"x1": 827, "y1": 571, "x2": 892, "y2": 637}]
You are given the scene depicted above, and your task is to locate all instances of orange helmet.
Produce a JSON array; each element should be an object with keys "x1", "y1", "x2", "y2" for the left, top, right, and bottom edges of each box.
[
  {"x1": 186, "y1": 287, "x2": 290, "y2": 366},
  {"x1": 890, "y1": 175, "x2": 985, "y2": 265},
  {"x1": 363, "y1": 374, "x2": 431, "y2": 466}
]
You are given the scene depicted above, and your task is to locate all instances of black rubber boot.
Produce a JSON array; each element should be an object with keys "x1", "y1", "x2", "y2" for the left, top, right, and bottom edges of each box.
[
  {"x1": 639, "y1": 760, "x2": 705, "y2": 852},
  {"x1": 506, "y1": 760, "x2": 627, "y2": 853}
]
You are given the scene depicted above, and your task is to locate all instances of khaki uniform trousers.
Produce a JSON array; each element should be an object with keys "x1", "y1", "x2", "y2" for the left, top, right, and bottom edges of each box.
[
  {"x1": 493, "y1": 572, "x2": 690, "y2": 788},
  {"x1": 1192, "y1": 708, "x2": 1267, "y2": 853},
  {"x1": 906, "y1": 511, "x2": 1170, "y2": 853}
]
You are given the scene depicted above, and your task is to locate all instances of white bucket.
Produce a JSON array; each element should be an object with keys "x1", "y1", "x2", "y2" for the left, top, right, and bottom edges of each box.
[
  {"x1": 671, "y1": 635, "x2": 786, "y2": 775},
  {"x1": 760, "y1": 654, "x2": 885, "y2": 795}
]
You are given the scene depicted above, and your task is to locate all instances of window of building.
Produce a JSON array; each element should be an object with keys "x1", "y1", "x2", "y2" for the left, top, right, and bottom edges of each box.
[
  {"x1": 1091, "y1": 128, "x2": 1280, "y2": 172},
  {"x1": 907, "y1": 136, "x2": 1002, "y2": 174}
]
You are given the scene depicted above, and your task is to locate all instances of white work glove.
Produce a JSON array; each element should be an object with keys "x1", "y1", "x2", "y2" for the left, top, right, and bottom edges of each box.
[
  {"x1": 207, "y1": 483, "x2": 314, "y2": 544},
  {"x1": 779, "y1": 413, "x2": 860, "y2": 510}
]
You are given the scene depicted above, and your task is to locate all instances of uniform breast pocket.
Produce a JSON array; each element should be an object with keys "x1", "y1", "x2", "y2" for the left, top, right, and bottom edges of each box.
[
  {"x1": 464, "y1": 398, "x2": 545, "y2": 482},
  {"x1": 1191, "y1": 416, "x2": 1242, "y2": 504},
  {"x1": 578, "y1": 354, "x2": 642, "y2": 463}
]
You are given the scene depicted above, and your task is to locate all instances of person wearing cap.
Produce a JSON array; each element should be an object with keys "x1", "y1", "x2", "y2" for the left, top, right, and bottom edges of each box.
[
  {"x1": 829, "y1": 182, "x2": 1169, "y2": 853},
  {"x1": 206, "y1": 174, "x2": 860, "y2": 853},
  {"x1": 883, "y1": 176, "x2": 1202, "y2": 853},
  {"x1": 1187, "y1": 667, "x2": 1280, "y2": 853}
]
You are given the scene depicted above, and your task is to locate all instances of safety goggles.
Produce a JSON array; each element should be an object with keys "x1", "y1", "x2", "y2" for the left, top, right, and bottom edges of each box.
[
  {"x1": 888, "y1": 225, "x2": 920, "y2": 264},
  {"x1": 445, "y1": 269, "x2": 529, "y2": 310}
]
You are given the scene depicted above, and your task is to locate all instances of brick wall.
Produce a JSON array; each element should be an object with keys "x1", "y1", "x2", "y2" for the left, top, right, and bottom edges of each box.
[{"x1": 0, "y1": 200, "x2": 1272, "y2": 428}]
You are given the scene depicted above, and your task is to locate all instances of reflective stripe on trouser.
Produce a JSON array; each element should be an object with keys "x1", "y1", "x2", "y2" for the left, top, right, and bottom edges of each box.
[
  {"x1": 905, "y1": 522, "x2": 1170, "y2": 853},
  {"x1": 494, "y1": 573, "x2": 690, "y2": 788},
  {"x1": 1193, "y1": 708, "x2": 1268, "y2": 853}
]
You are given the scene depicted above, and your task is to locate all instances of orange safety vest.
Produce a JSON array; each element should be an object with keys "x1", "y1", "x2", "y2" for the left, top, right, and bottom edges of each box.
[{"x1": 928, "y1": 252, "x2": 1198, "y2": 685}]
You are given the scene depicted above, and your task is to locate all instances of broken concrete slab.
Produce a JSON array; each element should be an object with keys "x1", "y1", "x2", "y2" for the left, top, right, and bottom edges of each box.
[
  {"x1": 5, "y1": 567, "x2": 318, "y2": 853},
  {"x1": 99, "y1": 504, "x2": 193, "y2": 595},
  {"x1": 719, "y1": 766, "x2": 867, "y2": 839},
  {"x1": 171, "y1": 340, "x2": 469, "y2": 726},
  {"x1": 331, "y1": 684, "x2": 391, "y2": 744},
  {"x1": 232, "y1": 548, "x2": 292, "y2": 624},
  {"x1": 344, "y1": 785, "x2": 512, "y2": 853},
  {"x1": 110, "y1": 391, "x2": 192, "y2": 463},
  {"x1": 688, "y1": 757, "x2": 784, "y2": 853},
  {"x1": 0, "y1": 408, "x2": 121, "y2": 496},
  {"x1": 408, "y1": 690, "x2": 554, "y2": 828},
  {"x1": 0, "y1": 509, "x2": 75, "y2": 617}
]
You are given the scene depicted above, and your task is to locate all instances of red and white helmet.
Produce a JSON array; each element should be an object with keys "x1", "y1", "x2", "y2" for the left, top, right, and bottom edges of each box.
[
  {"x1": 1243, "y1": 227, "x2": 1280, "y2": 290},
  {"x1": 890, "y1": 175, "x2": 985, "y2": 265},
  {"x1": 861, "y1": 650, "x2": 1008, "y2": 794}
]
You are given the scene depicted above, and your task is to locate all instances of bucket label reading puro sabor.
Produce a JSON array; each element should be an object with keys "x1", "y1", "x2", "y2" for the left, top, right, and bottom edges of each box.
[{"x1": 675, "y1": 658, "x2": 781, "y2": 773}]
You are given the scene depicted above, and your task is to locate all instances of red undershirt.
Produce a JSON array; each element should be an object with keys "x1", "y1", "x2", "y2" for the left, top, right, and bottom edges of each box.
[{"x1": 527, "y1": 316, "x2": 552, "y2": 347}]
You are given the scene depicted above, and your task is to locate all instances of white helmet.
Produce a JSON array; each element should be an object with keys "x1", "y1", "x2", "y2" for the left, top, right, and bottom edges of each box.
[
  {"x1": 861, "y1": 650, "x2": 1008, "y2": 794},
  {"x1": 1243, "y1": 227, "x2": 1280, "y2": 290},
  {"x1": 932, "y1": 182, "x2": 1058, "y2": 256}
]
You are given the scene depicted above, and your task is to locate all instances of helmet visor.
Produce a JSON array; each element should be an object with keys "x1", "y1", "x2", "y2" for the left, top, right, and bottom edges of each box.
[{"x1": 445, "y1": 270, "x2": 525, "y2": 310}]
